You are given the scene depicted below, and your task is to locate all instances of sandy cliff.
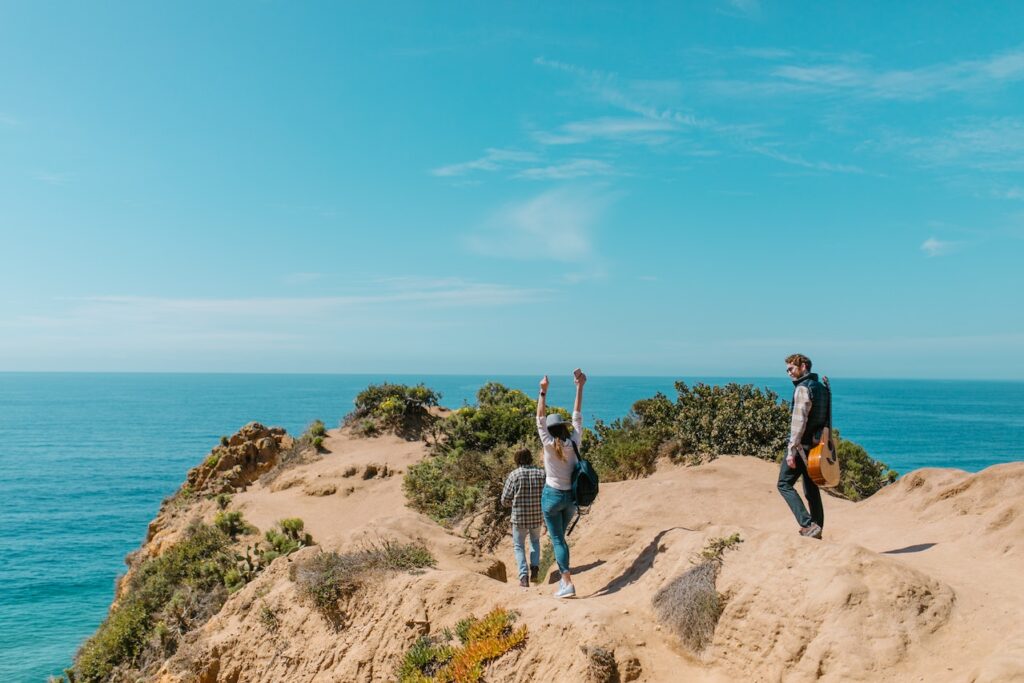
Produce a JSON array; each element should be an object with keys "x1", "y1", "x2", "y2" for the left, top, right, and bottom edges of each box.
[{"x1": 124, "y1": 425, "x2": 1022, "y2": 682}]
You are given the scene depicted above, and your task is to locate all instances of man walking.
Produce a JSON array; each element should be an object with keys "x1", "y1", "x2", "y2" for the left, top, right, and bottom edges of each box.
[
  {"x1": 501, "y1": 448, "x2": 546, "y2": 587},
  {"x1": 778, "y1": 353, "x2": 829, "y2": 539}
]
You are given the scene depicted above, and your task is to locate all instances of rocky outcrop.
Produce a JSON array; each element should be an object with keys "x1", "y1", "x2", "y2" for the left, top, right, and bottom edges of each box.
[{"x1": 185, "y1": 422, "x2": 290, "y2": 496}]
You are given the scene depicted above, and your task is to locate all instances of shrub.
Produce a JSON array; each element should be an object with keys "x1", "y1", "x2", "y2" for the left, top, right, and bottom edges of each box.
[
  {"x1": 403, "y1": 447, "x2": 510, "y2": 529},
  {"x1": 363, "y1": 463, "x2": 380, "y2": 479},
  {"x1": 587, "y1": 416, "x2": 659, "y2": 481},
  {"x1": 363, "y1": 537, "x2": 437, "y2": 571},
  {"x1": 214, "y1": 493, "x2": 232, "y2": 510},
  {"x1": 697, "y1": 532, "x2": 743, "y2": 563},
  {"x1": 219, "y1": 435, "x2": 229, "y2": 447},
  {"x1": 312, "y1": 435, "x2": 324, "y2": 450},
  {"x1": 342, "y1": 466, "x2": 358, "y2": 478},
  {"x1": 71, "y1": 523, "x2": 236, "y2": 682},
  {"x1": 309, "y1": 419, "x2": 327, "y2": 438},
  {"x1": 292, "y1": 540, "x2": 435, "y2": 627},
  {"x1": 673, "y1": 382, "x2": 790, "y2": 461},
  {"x1": 833, "y1": 431, "x2": 898, "y2": 501},
  {"x1": 405, "y1": 383, "x2": 573, "y2": 550},
  {"x1": 652, "y1": 534, "x2": 743, "y2": 654},
  {"x1": 263, "y1": 518, "x2": 314, "y2": 561},
  {"x1": 396, "y1": 607, "x2": 527, "y2": 683},
  {"x1": 437, "y1": 384, "x2": 554, "y2": 454},
  {"x1": 652, "y1": 560, "x2": 722, "y2": 653},
  {"x1": 345, "y1": 383, "x2": 441, "y2": 440},
  {"x1": 259, "y1": 602, "x2": 280, "y2": 633},
  {"x1": 213, "y1": 511, "x2": 254, "y2": 540}
]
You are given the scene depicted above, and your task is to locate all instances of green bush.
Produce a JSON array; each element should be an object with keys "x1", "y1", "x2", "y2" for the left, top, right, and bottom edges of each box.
[
  {"x1": 438, "y1": 383, "x2": 551, "y2": 454},
  {"x1": 72, "y1": 523, "x2": 236, "y2": 682},
  {"x1": 673, "y1": 382, "x2": 791, "y2": 461},
  {"x1": 403, "y1": 446, "x2": 514, "y2": 530},
  {"x1": 833, "y1": 430, "x2": 898, "y2": 501},
  {"x1": 588, "y1": 416, "x2": 660, "y2": 481},
  {"x1": 213, "y1": 511, "x2": 254, "y2": 539},
  {"x1": 263, "y1": 518, "x2": 314, "y2": 561},
  {"x1": 345, "y1": 383, "x2": 441, "y2": 440},
  {"x1": 309, "y1": 419, "x2": 327, "y2": 438}
]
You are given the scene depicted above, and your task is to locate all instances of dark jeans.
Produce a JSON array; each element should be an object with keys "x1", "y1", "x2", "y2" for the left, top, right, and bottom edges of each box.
[{"x1": 777, "y1": 454, "x2": 824, "y2": 529}]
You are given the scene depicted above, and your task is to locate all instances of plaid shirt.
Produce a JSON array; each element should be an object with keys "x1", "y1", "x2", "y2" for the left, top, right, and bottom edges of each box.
[{"x1": 501, "y1": 466, "x2": 545, "y2": 529}]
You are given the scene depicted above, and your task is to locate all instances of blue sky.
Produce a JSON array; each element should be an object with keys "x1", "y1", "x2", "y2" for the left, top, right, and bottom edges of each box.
[{"x1": 2, "y1": 2, "x2": 1023, "y2": 378}]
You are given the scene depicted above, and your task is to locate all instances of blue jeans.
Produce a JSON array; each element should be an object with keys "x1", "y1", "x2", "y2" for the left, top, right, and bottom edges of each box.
[
  {"x1": 512, "y1": 525, "x2": 541, "y2": 580},
  {"x1": 542, "y1": 486, "x2": 576, "y2": 574}
]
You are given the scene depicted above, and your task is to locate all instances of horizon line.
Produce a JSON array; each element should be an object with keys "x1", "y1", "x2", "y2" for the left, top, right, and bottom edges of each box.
[{"x1": 1, "y1": 370, "x2": 1021, "y2": 383}]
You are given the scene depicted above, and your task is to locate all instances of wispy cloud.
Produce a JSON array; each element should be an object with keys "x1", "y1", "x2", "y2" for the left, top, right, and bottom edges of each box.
[
  {"x1": 465, "y1": 187, "x2": 613, "y2": 261},
  {"x1": 535, "y1": 56, "x2": 859, "y2": 174},
  {"x1": 920, "y1": 237, "x2": 958, "y2": 257},
  {"x1": 431, "y1": 148, "x2": 539, "y2": 177},
  {"x1": 766, "y1": 47, "x2": 1024, "y2": 101},
  {"x1": 874, "y1": 118, "x2": 1024, "y2": 173},
  {"x1": 533, "y1": 117, "x2": 676, "y2": 145},
  {"x1": 58, "y1": 282, "x2": 544, "y2": 317},
  {"x1": 516, "y1": 159, "x2": 615, "y2": 180},
  {"x1": 751, "y1": 146, "x2": 865, "y2": 174}
]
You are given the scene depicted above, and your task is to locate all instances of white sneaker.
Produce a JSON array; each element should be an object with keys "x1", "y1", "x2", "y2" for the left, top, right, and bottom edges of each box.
[{"x1": 554, "y1": 581, "x2": 576, "y2": 599}]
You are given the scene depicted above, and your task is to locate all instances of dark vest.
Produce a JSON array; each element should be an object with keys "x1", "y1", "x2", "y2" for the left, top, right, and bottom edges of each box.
[{"x1": 792, "y1": 373, "x2": 830, "y2": 449}]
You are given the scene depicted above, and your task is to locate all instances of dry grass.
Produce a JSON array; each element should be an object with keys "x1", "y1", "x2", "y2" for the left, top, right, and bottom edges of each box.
[
  {"x1": 651, "y1": 534, "x2": 743, "y2": 654},
  {"x1": 652, "y1": 560, "x2": 722, "y2": 653},
  {"x1": 291, "y1": 539, "x2": 436, "y2": 628}
]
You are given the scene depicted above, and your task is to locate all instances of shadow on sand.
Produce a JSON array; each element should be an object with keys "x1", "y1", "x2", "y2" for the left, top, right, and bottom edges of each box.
[
  {"x1": 881, "y1": 542, "x2": 938, "y2": 554},
  {"x1": 588, "y1": 526, "x2": 695, "y2": 597}
]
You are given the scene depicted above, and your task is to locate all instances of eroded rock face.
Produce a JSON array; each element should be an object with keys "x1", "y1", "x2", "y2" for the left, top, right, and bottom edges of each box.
[{"x1": 185, "y1": 422, "x2": 289, "y2": 496}]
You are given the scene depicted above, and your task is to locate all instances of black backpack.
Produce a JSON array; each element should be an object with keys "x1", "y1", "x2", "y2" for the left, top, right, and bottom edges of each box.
[{"x1": 567, "y1": 441, "x2": 599, "y2": 535}]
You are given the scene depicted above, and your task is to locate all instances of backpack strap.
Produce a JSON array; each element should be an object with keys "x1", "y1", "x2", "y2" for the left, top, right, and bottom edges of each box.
[{"x1": 566, "y1": 439, "x2": 586, "y2": 536}]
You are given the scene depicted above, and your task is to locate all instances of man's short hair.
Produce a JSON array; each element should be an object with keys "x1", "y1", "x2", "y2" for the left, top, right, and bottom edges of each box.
[
  {"x1": 514, "y1": 448, "x2": 533, "y2": 467},
  {"x1": 785, "y1": 353, "x2": 812, "y2": 370}
]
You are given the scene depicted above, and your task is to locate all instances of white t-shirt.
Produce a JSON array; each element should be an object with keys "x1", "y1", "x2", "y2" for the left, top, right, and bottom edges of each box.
[{"x1": 537, "y1": 410, "x2": 583, "y2": 490}]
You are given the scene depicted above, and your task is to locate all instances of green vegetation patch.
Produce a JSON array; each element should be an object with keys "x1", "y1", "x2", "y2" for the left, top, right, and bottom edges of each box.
[
  {"x1": 71, "y1": 522, "x2": 236, "y2": 682},
  {"x1": 345, "y1": 383, "x2": 441, "y2": 440},
  {"x1": 833, "y1": 429, "x2": 899, "y2": 501},
  {"x1": 397, "y1": 607, "x2": 527, "y2": 683}
]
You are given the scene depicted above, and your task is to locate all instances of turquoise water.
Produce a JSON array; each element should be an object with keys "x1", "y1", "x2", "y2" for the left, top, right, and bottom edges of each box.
[{"x1": 1, "y1": 372, "x2": 1022, "y2": 681}]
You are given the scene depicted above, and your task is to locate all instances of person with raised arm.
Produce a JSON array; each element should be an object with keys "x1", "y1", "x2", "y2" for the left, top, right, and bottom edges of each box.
[{"x1": 536, "y1": 369, "x2": 586, "y2": 598}]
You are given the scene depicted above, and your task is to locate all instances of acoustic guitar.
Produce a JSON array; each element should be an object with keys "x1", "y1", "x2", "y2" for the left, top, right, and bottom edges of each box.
[{"x1": 807, "y1": 376, "x2": 840, "y2": 488}]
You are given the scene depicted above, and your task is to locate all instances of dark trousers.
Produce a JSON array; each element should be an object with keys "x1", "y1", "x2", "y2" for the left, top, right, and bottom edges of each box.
[{"x1": 777, "y1": 455, "x2": 824, "y2": 529}]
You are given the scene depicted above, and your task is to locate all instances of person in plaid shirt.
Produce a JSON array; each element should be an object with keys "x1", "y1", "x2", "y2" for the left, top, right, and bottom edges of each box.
[{"x1": 501, "y1": 448, "x2": 546, "y2": 588}]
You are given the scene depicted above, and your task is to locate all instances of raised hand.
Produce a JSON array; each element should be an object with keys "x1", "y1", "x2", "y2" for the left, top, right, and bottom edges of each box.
[
  {"x1": 540, "y1": 375, "x2": 550, "y2": 393},
  {"x1": 573, "y1": 368, "x2": 587, "y2": 386}
]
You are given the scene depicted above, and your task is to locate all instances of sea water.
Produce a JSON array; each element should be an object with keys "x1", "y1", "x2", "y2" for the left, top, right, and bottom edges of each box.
[{"x1": 1, "y1": 372, "x2": 1022, "y2": 681}]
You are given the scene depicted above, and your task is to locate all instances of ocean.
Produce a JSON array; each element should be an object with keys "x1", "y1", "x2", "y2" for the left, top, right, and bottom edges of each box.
[{"x1": 1, "y1": 372, "x2": 1022, "y2": 682}]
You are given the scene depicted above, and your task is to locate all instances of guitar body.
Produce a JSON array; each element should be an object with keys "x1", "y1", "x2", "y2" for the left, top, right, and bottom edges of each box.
[{"x1": 808, "y1": 427, "x2": 841, "y2": 488}]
